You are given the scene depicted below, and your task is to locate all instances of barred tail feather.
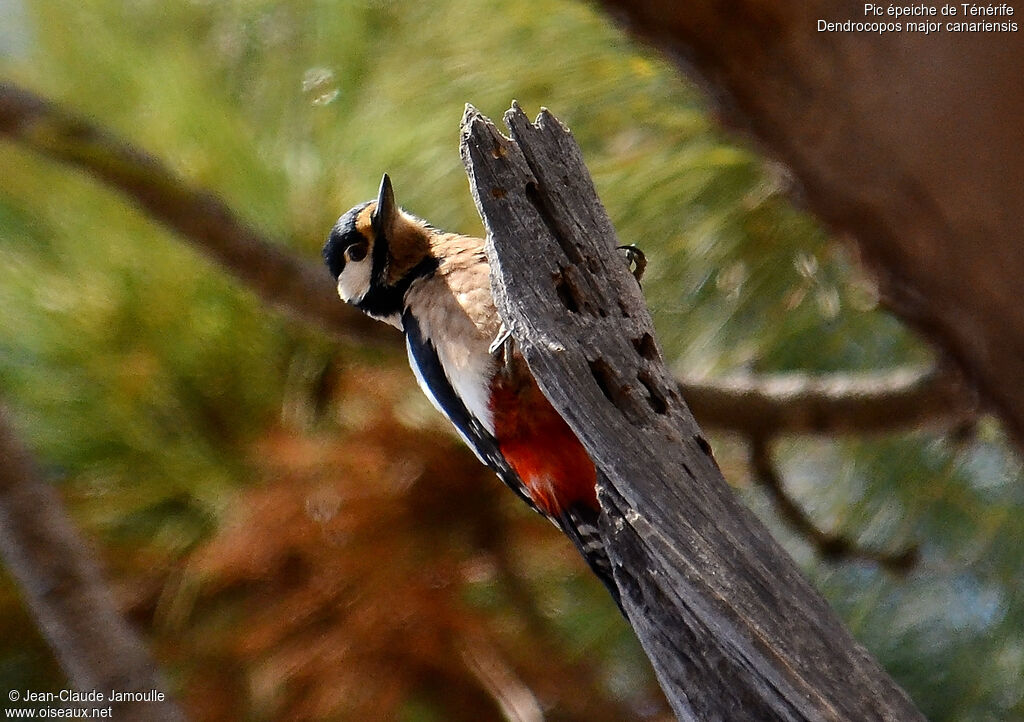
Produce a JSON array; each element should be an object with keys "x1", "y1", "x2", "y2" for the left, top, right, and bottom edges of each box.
[{"x1": 560, "y1": 504, "x2": 622, "y2": 611}]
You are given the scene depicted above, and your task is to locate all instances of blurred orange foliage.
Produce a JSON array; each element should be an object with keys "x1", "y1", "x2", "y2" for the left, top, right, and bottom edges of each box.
[{"x1": 124, "y1": 360, "x2": 664, "y2": 720}]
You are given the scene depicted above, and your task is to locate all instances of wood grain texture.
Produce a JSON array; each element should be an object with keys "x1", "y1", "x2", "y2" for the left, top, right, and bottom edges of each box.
[{"x1": 460, "y1": 104, "x2": 924, "y2": 722}]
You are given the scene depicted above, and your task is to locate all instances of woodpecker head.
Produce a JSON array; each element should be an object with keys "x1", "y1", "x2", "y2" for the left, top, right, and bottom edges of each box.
[{"x1": 323, "y1": 174, "x2": 437, "y2": 323}]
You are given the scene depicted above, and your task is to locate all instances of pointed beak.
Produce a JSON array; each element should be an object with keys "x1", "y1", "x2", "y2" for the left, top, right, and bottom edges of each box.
[{"x1": 373, "y1": 173, "x2": 396, "y2": 225}]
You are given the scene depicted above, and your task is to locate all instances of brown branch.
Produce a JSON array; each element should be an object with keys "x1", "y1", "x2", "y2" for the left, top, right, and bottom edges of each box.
[
  {"x1": 0, "y1": 405, "x2": 187, "y2": 721},
  {"x1": 0, "y1": 83, "x2": 979, "y2": 438},
  {"x1": 684, "y1": 365, "x2": 977, "y2": 436},
  {"x1": 594, "y1": 0, "x2": 1024, "y2": 452},
  {"x1": 748, "y1": 436, "x2": 918, "y2": 573},
  {"x1": 0, "y1": 82, "x2": 389, "y2": 347}
]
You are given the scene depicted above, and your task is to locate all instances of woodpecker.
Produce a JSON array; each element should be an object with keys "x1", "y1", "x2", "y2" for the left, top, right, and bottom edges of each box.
[{"x1": 323, "y1": 174, "x2": 622, "y2": 605}]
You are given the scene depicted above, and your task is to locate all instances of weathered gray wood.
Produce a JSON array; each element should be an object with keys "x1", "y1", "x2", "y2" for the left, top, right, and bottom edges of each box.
[{"x1": 459, "y1": 104, "x2": 924, "y2": 722}]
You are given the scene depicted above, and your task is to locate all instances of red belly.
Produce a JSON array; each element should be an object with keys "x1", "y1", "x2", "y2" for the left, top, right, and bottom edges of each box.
[{"x1": 489, "y1": 371, "x2": 597, "y2": 517}]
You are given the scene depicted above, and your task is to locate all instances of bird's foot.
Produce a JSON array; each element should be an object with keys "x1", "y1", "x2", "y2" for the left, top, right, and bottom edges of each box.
[
  {"x1": 489, "y1": 324, "x2": 518, "y2": 376},
  {"x1": 488, "y1": 324, "x2": 511, "y2": 356}
]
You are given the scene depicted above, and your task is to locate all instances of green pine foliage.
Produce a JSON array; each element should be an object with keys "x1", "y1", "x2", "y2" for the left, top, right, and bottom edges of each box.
[{"x1": 1, "y1": 0, "x2": 1021, "y2": 719}]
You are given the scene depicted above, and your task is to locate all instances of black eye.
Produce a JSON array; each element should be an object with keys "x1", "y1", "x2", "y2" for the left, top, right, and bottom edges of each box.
[{"x1": 345, "y1": 243, "x2": 367, "y2": 262}]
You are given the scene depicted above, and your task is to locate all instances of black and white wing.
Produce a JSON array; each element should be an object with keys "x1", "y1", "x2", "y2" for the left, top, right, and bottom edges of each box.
[
  {"x1": 403, "y1": 310, "x2": 621, "y2": 610},
  {"x1": 401, "y1": 310, "x2": 540, "y2": 514}
]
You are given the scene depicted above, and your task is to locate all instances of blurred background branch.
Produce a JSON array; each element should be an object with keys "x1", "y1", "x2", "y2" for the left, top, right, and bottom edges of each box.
[
  {"x1": 686, "y1": 365, "x2": 976, "y2": 436},
  {"x1": 748, "y1": 436, "x2": 918, "y2": 573},
  {"x1": 0, "y1": 82, "x2": 978, "y2": 440},
  {"x1": 0, "y1": 82, "x2": 387, "y2": 347},
  {"x1": 596, "y1": 0, "x2": 1024, "y2": 451},
  {"x1": 0, "y1": 405, "x2": 185, "y2": 721}
]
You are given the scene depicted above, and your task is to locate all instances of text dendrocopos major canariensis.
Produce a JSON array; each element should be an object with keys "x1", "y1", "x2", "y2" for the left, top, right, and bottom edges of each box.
[{"x1": 323, "y1": 174, "x2": 637, "y2": 607}]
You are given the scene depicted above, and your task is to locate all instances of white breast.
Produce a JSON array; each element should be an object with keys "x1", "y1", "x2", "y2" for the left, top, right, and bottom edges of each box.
[
  {"x1": 437, "y1": 336, "x2": 497, "y2": 433},
  {"x1": 405, "y1": 275, "x2": 499, "y2": 433}
]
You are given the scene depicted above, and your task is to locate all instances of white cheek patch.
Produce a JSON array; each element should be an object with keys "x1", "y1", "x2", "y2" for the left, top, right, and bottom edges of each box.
[{"x1": 337, "y1": 260, "x2": 373, "y2": 304}]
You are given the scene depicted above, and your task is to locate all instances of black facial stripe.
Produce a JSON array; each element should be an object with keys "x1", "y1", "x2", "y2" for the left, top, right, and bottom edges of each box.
[
  {"x1": 369, "y1": 214, "x2": 391, "y2": 289},
  {"x1": 355, "y1": 255, "x2": 439, "y2": 318}
]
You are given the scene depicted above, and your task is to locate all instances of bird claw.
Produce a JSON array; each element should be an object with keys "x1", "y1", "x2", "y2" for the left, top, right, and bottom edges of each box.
[
  {"x1": 489, "y1": 325, "x2": 518, "y2": 376},
  {"x1": 488, "y1": 325, "x2": 511, "y2": 356},
  {"x1": 618, "y1": 244, "x2": 647, "y2": 284}
]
